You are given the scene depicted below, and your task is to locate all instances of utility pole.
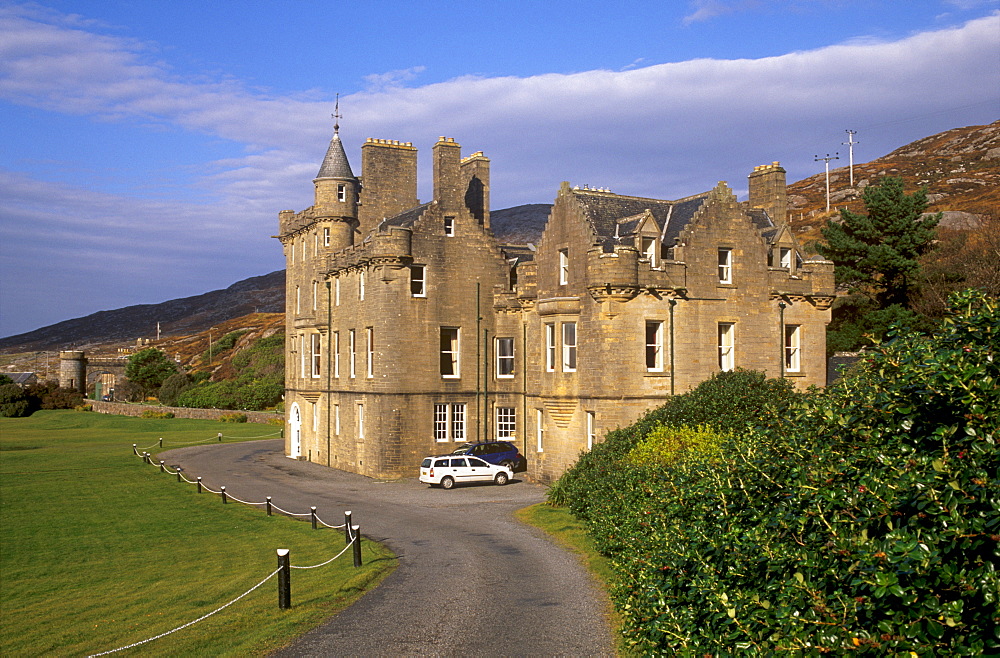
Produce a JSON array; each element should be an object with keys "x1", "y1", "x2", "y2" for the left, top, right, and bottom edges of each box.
[
  {"x1": 842, "y1": 130, "x2": 859, "y2": 187},
  {"x1": 814, "y1": 153, "x2": 840, "y2": 212}
]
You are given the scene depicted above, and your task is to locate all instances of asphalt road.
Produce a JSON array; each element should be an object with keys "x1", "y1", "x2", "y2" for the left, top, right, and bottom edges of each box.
[{"x1": 162, "y1": 439, "x2": 614, "y2": 657}]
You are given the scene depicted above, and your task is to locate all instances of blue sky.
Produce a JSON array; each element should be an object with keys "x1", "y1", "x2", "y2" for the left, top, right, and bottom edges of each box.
[{"x1": 1, "y1": 0, "x2": 998, "y2": 339}]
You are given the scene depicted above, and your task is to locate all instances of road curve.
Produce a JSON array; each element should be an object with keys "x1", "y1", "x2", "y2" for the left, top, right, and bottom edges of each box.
[{"x1": 162, "y1": 440, "x2": 614, "y2": 657}]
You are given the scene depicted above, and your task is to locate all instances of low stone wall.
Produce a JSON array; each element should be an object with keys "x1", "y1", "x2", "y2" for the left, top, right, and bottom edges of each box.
[{"x1": 87, "y1": 399, "x2": 283, "y2": 425}]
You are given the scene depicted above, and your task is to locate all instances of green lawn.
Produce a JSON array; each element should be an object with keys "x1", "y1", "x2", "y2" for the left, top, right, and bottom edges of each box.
[{"x1": 0, "y1": 411, "x2": 396, "y2": 657}]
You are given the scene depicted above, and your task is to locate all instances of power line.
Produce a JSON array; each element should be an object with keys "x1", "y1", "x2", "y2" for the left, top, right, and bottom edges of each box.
[
  {"x1": 842, "y1": 130, "x2": 859, "y2": 187},
  {"x1": 814, "y1": 153, "x2": 840, "y2": 212}
]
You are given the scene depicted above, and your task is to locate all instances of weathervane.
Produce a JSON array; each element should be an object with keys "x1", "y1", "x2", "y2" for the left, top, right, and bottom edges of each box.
[{"x1": 332, "y1": 93, "x2": 341, "y2": 135}]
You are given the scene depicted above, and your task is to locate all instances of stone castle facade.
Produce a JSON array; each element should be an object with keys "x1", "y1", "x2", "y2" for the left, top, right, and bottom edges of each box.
[{"x1": 277, "y1": 124, "x2": 835, "y2": 483}]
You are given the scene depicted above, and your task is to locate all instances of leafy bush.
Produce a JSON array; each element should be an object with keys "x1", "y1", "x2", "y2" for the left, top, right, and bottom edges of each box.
[
  {"x1": 219, "y1": 412, "x2": 248, "y2": 423},
  {"x1": 157, "y1": 372, "x2": 193, "y2": 406},
  {"x1": 139, "y1": 410, "x2": 174, "y2": 419},
  {"x1": 0, "y1": 383, "x2": 30, "y2": 417},
  {"x1": 202, "y1": 329, "x2": 249, "y2": 362},
  {"x1": 125, "y1": 348, "x2": 177, "y2": 395},
  {"x1": 75, "y1": 404, "x2": 93, "y2": 412},
  {"x1": 624, "y1": 424, "x2": 728, "y2": 467},
  {"x1": 551, "y1": 289, "x2": 999, "y2": 654},
  {"x1": 24, "y1": 381, "x2": 84, "y2": 410}
]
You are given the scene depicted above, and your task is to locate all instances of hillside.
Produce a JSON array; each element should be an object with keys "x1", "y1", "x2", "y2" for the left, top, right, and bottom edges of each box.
[
  {"x1": 787, "y1": 120, "x2": 999, "y2": 240},
  {"x1": 0, "y1": 270, "x2": 284, "y2": 353}
]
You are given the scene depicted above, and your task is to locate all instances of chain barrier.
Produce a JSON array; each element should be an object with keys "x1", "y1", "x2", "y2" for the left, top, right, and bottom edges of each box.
[{"x1": 87, "y1": 567, "x2": 282, "y2": 657}]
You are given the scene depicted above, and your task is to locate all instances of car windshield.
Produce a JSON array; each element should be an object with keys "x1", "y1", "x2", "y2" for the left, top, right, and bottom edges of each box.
[{"x1": 452, "y1": 445, "x2": 472, "y2": 455}]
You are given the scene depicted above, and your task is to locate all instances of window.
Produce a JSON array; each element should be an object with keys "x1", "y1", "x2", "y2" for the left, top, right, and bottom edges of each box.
[
  {"x1": 779, "y1": 247, "x2": 792, "y2": 269},
  {"x1": 311, "y1": 333, "x2": 322, "y2": 378},
  {"x1": 440, "y1": 327, "x2": 460, "y2": 378},
  {"x1": 410, "y1": 265, "x2": 426, "y2": 297},
  {"x1": 314, "y1": 233, "x2": 319, "y2": 257},
  {"x1": 434, "y1": 404, "x2": 449, "y2": 442},
  {"x1": 359, "y1": 271, "x2": 365, "y2": 300},
  {"x1": 349, "y1": 329, "x2": 356, "y2": 378},
  {"x1": 545, "y1": 323, "x2": 556, "y2": 372},
  {"x1": 785, "y1": 325, "x2": 801, "y2": 373},
  {"x1": 295, "y1": 285, "x2": 301, "y2": 314},
  {"x1": 335, "y1": 278, "x2": 340, "y2": 306},
  {"x1": 587, "y1": 411, "x2": 596, "y2": 450},
  {"x1": 641, "y1": 236, "x2": 658, "y2": 267},
  {"x1": 444, "y1": 216, "x2": 455, "y2": 236},
  {"x1": 536, "y1": 409, "x2": 544, "y2": 452},
  {"x1": 334, "y1": 404, "x2": 340, "y2": 435},
  {"x1": 337, "y1": 183, "x2": 346, "y2": 202},
  {"x1": 312, "y1": 401, "x2": 319, "y2": 432},
  {"x1": 290, "y1": 240, "x2": 295, "y2": 263},
  {"x1": 562, "y1": 322, "x2": 577, "y2": 372},
  {"x1": 299, "y1": 333, "x2": 306, "y2": 378},
  {"x1": 496, "y1": 407, "x2": 516, "y2": 439},
  {"x1": 559, "y1": 249, "x2": 569, "y2": 285},
  {"x1": 718, "y1": 248, "x2": 733, "y2": 284},
  {"x1": 333, "y1": 331, "x2": 340, "y2": 378},
  {"x1": 324, "y1": 227, "x2": 330, "y2": 246},
  {"x1": 496, "y1": 337, "x2": 514, "y2": 378},
  {"x1": 357, "y1": 403, "x2": 364, "y2": 438},
  {"x1": 434, "y1": 403, "x2": 467, "y2": 442},
  {"x1": 719, "y1": 323, "x2": 735, "y2": 372},
  {"x1": 645, "y1": 321, "x2": 664, "y2": 372},
  {"x1": 366, "y1": 327, "x2": 374, "y2": 378},
  {"x1": 312, "y1": 281, "x2": 318, "y2": 311}
]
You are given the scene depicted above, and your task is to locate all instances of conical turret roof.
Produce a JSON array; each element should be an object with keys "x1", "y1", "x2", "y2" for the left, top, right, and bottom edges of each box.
[{"x1": 316, "y1": 129, "x2": 355, "y2": 180}]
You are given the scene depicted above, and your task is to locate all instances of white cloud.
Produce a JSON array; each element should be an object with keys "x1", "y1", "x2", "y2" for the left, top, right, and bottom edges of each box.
[{"x1": 1, "y1": 5, "x2": 998, "y2": 336}]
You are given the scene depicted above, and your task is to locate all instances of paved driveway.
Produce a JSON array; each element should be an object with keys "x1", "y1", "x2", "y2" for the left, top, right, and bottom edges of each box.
[{"x1": 162, "y1": 440, "x2": 614, "y2": 657}]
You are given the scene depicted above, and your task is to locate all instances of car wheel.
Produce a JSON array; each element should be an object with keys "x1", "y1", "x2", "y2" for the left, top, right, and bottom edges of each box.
[
  {"x1": 500, "y1": 459, "x2": 514, "y2": 470},
  {"x1": 494, "y1": 472, "x2": 509, "y2": 486},
  {"x1": 441, "y1": 476, "x2": 455, "y2": 490}
]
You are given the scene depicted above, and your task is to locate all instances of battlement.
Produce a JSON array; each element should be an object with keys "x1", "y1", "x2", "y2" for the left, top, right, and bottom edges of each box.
[{"x1": 364, "y1": 138, "x2": 415, "y2": 149}]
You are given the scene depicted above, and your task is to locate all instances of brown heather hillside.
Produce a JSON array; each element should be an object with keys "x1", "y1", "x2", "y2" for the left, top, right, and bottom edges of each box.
[{"x1": 787, "y1": 121, "x2": 1000, "y2": 242}]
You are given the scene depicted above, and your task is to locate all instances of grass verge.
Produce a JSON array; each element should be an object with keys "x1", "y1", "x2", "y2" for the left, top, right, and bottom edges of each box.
[
  {"x1": 0, "y1": 410, "x2": 396, "y2": 657},
  {"x1": 516, "y1": 501, "x2": 632, "y2": 656}
]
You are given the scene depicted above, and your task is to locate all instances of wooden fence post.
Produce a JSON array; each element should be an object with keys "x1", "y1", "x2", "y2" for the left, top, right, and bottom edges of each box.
[
  {"x1": 311, "y1": 507, "x2": 317, "y2": 530},
  {"x1": 352, "y1": 525, "x2": 362, "y2": 568},
  {"x1": 197, "y1": 477, "x2": 202, "y2": 493},
  {"x1": 277, "y1": 549, "x2": 291, "y2": 610},
  {"x1": 266, "y1": 497, "x2": 272, "y2": 516},
  {"x1": 221, "y1": 486, "x2": 227, "y2": 504},
  {"x1": 344, "y1": 511, "x2": 352, "y2": 545}
]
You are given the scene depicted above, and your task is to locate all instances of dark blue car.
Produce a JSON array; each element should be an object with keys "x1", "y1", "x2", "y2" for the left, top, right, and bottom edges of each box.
[{"x1": 452, "y1": 441, "x2": 527, "y2": 473}]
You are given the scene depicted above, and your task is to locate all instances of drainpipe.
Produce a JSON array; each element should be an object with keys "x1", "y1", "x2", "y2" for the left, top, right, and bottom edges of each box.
[
  {"x1": 778, "y1": 301, "x2": 787, "y2": 379},
  {"x1": 475, "y1": 283, "x2": 481, "y2": 442},
  {"x1": 483, "y1": 328, "x2": 489, "y2": 441},
  {"x1": 522, "y1": 321, "x2": 528, "y2": 458},
  {"x1": 327, "y1": 281, "x2": 332, "y2": 466},
  {"x1": 669, "y1": 298, "x2": 677, "y2": 396}
]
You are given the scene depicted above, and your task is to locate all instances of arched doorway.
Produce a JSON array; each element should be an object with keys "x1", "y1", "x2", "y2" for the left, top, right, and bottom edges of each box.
[{"x1": 289, "y1": 403, "x2": 302, "y2": 458}]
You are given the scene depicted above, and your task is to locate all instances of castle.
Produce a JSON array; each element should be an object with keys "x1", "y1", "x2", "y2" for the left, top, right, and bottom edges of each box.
[{"x1": 277, "y1": 122, "x2": 835, "y2": 483}]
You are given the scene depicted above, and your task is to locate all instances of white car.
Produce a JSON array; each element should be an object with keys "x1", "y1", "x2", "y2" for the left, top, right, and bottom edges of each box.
[{"x1": 419, "y1": 455, "x2": 512, "y2": 489}]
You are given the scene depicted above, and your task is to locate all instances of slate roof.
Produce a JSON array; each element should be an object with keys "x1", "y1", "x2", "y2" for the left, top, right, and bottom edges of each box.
[
  {"x1": 316, "y1": 132, "x2": 356, "y2": 180},
  {"x1": 378, "y1": 202, "x2": 432, "y2": 230},
  {"x1": 490, "y1": 204, "x2": 551, "y2": 244},
  {"x1": 571, "y1": 190, "x2": 711, "y2": 252}
]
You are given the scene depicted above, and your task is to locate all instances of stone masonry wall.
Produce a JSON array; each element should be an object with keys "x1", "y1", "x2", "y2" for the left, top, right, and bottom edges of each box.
[{"x1": 87, "y1": 399, "x2": 283, "y2": 424}]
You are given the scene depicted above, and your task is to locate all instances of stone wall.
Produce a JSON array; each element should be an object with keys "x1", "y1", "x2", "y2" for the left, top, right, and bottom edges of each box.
[{"x1": 87, "y1": 399, "x2": 283, "y2": 424}]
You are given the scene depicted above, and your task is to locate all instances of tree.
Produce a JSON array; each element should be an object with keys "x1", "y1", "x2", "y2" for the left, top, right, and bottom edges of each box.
[
  {"x1": 819, "y1": 176, "x2": 940, "y2": 308},
  {"x1": 0, "y1": 383, "x2": 30, "y2": 417},
  {"x1": 125, "y1": 348, "x2": 177, "y2": 397}
]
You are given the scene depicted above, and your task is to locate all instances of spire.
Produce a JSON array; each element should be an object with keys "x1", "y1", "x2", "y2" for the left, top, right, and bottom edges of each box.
[{"x1": 316, "y1": 94, "x2": 355, "y2": 180}]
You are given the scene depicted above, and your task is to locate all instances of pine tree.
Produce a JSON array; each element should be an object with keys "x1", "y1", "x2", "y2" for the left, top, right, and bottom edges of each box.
[{"x1": 819, "y1": 176, "x2": 940, "y2": 307}]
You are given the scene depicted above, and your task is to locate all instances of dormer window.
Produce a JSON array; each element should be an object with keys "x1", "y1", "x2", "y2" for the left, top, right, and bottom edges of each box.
[
  {"x1": 641, "y1": 237, "x2": 658, "y2": 267},
  {"x1": 779, "y1": 247, "x2": 792, "y2": 269},
  {"x1": 337, "y1": 184, "x2": 347, "y2": 202}
]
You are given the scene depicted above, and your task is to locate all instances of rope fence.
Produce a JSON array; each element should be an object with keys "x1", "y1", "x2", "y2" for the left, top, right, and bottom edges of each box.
[
  {"x1": 133, "y1": 430, "x2": 283, "y2": 453},
  {"x1": 89, "y1": 441, "x2": 369, "y2": 656}
]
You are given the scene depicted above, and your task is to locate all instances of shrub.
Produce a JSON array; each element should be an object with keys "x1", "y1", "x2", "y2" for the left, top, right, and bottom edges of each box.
[
  {"x1": 24, "y1": 381, "x2": 84, "y2": 410},
  {"x1": 624, "y1": 424, "x2": 728, "y2": 467},
  {"x1": 219, "y1": 412, "x2": 248, "y2": 423},
  {"x1": 266, "y1": 417, "x2": 284, "y2": 426},
  {"x1": 140, "y1": 410, "x2": 174, "y2": 419},
  {"x1": 75, "y1": 404, "x2": 93, "y2": 412},
  {"x1": 553, "y1": 290, "x2": 999, "y2": 655},
  {"x1": 0, "y1": 383, "x2": 30, "y2": 417},
  {"x1": 157, "y1": 372, "x2": 193, "y2": 406}
]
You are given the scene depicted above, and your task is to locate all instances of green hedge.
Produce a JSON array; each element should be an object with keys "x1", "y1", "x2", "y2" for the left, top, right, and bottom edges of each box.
[{"x1": 551, "y1": 289, "x2": 999, "y2": 654}]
